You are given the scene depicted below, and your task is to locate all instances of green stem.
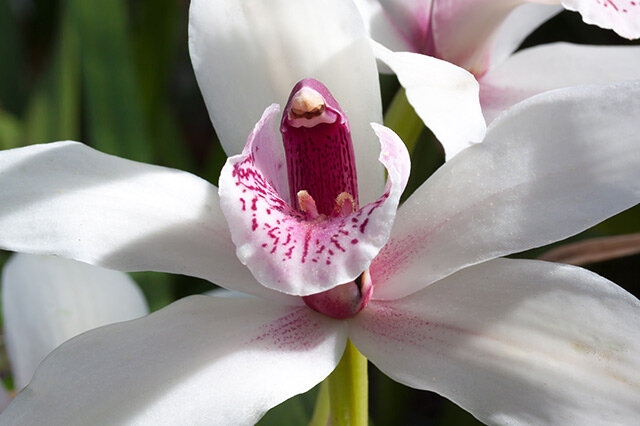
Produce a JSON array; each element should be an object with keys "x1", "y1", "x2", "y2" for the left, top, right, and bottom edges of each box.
[
  {"x1": 383, "y1": 88, "x2": 424, "y2": 155},
  {"x1": 327, "y1": 340, "x2": 368, "y2": 426},
  {"x1": 308, "y1": 380, "x2": 330, "y2": 426}
]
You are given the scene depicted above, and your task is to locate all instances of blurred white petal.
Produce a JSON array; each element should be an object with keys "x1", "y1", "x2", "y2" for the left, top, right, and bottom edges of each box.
[
  {"x1": 488, "y1": 3, "x2": 563, "y2": 68},
  {"x1": 352, "y1": 0, "x2": 415, "y2": 53},
  {"x1": 2, "y1": 253, "x2": 148, "y2": 390},
  {"x1": 481, "y1": 43, "x2": 640, "y2": 123}
]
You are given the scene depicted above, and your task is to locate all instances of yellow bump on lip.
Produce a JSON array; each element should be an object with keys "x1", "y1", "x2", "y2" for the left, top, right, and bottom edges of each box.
[
  {"x1": 297, "y1": 190, "x2": 321, "y2": 220},
  {"x1": 289, "y1": 87, "x2": 326, "y2": 119},
  {"x1": 334, "y1": 192, "x2": 356, "y2": 217}
]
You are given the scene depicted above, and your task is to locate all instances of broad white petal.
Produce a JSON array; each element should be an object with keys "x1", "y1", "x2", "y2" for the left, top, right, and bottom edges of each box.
[
  {"x1": 563, "y1": 0, "x2": 640, "y2": 39},
  {"x1": 219, "y1": 105, "x2": 410, "y2": 295},
  {"x1": 189, "y1": 0, "x2": 385, "y2": 204},
  {"x1": 372, "y1": 41, "x2": 486, "y2": 159},
  {"x1": 372, "y1": 81, "x2": 640, "y2": 299},
  {"x1": 431, "y1": 0, "x2": 557, "y2": 74},
  {"x1": 352, "y1": 258, "x2": 640, "y2": 425},
  {"x1": 481, "y1": 43, "x2": 640, "y2": 123},
  {"x1": 0, "y1": 142, "x2": 292, "y2": 302},
  {"x1": 2, "y1": 253, "x2": 148, "y2": 390},
  {"x1": 2, "y1": 296, "x2": 347, "y2": 425}
]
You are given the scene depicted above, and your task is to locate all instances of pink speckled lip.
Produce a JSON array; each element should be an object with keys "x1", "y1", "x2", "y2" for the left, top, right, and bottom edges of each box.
[{"x1": 218, "y1": 79, "x2": 410, "y2": 298}]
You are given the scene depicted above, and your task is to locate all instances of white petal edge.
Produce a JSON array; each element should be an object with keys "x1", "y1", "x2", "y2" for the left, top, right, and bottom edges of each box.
[
  {"x1": 365, "y1": 0, "x2": 434, "y2": 52},
  {"x1": 219, "y1": 105, "x2": 410, "y2": 296},
  {"x1": 481, "y1": 42, "x2": 640, "y2": 123},
  {"x1": 206, "y1": 288, "x2": 255, "y2": 299},
  {"x1": 488, "y1": 3, "x2": 563, "y2": 69},
  {"x1": 1, "y1": 296, "x2": 347, "y2": 425},
  {"x1": 189, "y1": 0, "x2": 385, "y2": 204},
  {"x1": 431, "y1": 0, "x2": 560, "y2": 75},
  {"x1": 371, "y1": 81, "x2": 640, "y2": 300},
  {"x1": 372, "y1": 41, "x2": 486, "y2": 159},
  {"x1": 352, "y1": 258, "x2": 640, "y2": 425},
  {"x1": 352, "y1": 0, "x2": 415, "y2": 53},
  {"x1": 562, "y1": 0, "x2": 640, "y2": 39},
  {"x1": 2, "y1": 253, "x2": 149, "y2": 390},
  {"x1": 0, "y1": 142, "x2": 295, "y2": 303}
]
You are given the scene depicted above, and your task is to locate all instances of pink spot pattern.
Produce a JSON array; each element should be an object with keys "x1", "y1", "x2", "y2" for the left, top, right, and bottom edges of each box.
[
  {"x1": 562, "y1": 0, "x2": 640, "y2": 39},
  {"x1": 219, "y1": 106, "x2": 411, "y2": 296},
  {"x1": 370, "y1": 232, "x2": 422, "y2": 290},
  {"x1": 282, "y1": 122, "x2": 359, "y2": 215},
  {"x1": 250, "y1": 307, "x2": 326, "y2": 351},
  {"x1": 356, "y1": 302, "x2": 444, "y2": 349},
  {"x1": 230, "y1": 153, "x2": 387, "y2": 283}
]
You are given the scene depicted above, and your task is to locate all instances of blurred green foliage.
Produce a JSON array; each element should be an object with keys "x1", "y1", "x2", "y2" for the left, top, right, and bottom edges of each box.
[{"x1": 0, "y1": 1, "x2": 638, "y2": 424}]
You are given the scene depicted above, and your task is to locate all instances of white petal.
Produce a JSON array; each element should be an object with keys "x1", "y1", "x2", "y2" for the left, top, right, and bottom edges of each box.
[
  {"x1": 189, "y1": 0, "x2": 385, "y2": 204},
  {"x1": 0, "y1": 387, "x2": 10, "y2": 413},
  {"x1": 372, "y1": 41, "x2": 486, "y2": 159},
  {"x1": 431, "y1": 0, "x2": 557, "y2": 74},
  {"x1": 356, "y1": 0, "x2": 433, "y2": 52},
  {"x1": 372, "y1": 81, "x2": 640, "y2": 300},
  {"x1": 352, "y1": 0, "x2": 415, "y2": 53},
  {"x1": 2, "y1": 253, "x2": 148, "y2": 390},
  {"x1": 351, "y1": 258, "x2": 640, "y2": 425},
  {"x1": 0, "y1": 142, "x2": 293, "y2": 302},
  {"x1": 562, "y1": 0, "x2": 640, "y2": 39},
  {"x1": 2, "y1": 296, "x2": 347, "y2": 425},
  {"x1": 489, "y1": 3, "x2": 563, "y2": 68},
  {"x1": 206, "y1": 288, "x2": 255, "y2": 298},
  {"x1": 219, "y1": 105, "x2": 410, "y2": 296},
  {"x1": 481, "y1": 42, "x2": 640, "y2": 123}
]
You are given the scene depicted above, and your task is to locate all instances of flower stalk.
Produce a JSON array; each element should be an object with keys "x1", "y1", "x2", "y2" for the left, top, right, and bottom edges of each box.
[
  {"x1": 327, "y1": 339, "x2": 368, "y2": 426},
  {"x1": 309, "y1": 381, "x2": 330, "y2": 426}
]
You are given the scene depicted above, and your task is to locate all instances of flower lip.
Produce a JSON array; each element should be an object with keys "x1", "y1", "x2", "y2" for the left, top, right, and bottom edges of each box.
[{"x1": 218, "y1": 83, "x2": 411, "y2": 296}]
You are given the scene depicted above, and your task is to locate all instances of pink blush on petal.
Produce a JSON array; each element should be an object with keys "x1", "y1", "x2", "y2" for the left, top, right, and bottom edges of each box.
[{"x1": 250, "y1": 307, "x2": 326, "y2": 351}]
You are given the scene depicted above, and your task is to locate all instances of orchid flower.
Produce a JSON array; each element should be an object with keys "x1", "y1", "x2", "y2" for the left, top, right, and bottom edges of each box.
[
  {"x1": 0, "y1": 1, "x2": 638, "y2": 424},
  {"x1": 1, "y1": 253, "x2": 149, "y2": 391},
  {"x1": 0, "y1": 74, "x2": 639, "y2": 423},
  {"x1": 356, "y1": 0, "x2": 640, "y2": 157}
]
